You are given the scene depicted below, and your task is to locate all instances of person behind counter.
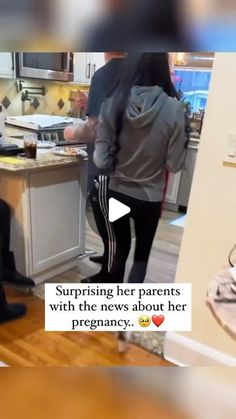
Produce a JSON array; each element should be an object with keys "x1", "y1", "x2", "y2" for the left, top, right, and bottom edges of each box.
[{"x1": 64, "y1": 52, "x2": 125, "y2": 283}]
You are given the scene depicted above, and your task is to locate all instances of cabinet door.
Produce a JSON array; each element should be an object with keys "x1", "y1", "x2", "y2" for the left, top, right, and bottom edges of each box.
[
  {"x1": 73, "y1": 52, "x2": 91, "y2": 85},
  {"x1": 28, "y1": 165, "x2": 86, "y2": 274},
  {"x1": 178, "y1": 146, "x2": 198, "y2": 207},
  {"x1": 74, "y1": 53, "x2": 105, "y2": 84},
  {"x1": 165, "y1": 172, "x2": 182, "y2": 204},
  {"x1": 0, "y1": 53, "x2": 15, "y2": 78},
  {"x1": 89, "y1": 53, "x2": 105, "y2": 78}
]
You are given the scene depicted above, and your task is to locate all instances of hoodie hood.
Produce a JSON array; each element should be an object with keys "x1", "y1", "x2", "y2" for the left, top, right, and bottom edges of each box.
[{"x1": 126, "y1": 85, "x2": 169, "y2": 128}]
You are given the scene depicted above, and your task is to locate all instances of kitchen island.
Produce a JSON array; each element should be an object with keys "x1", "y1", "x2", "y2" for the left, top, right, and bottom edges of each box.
[{"x1": 0, "y1": 149, "x2": 87, "y2": 285}]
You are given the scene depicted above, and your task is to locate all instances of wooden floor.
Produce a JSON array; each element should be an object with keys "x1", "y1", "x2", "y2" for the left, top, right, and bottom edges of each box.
[
  {"x1": 85, "y1": 208, "x2": 183, "y2": 283},
  {"x1": 0, "y1": 288, "x2": 172, "y2": 366},
  {"x1": 35, "y1": 210, "x2": 183, "y2": 297},
  {"x1": 0, "y1": 210, "x2": 182, "y2": 367}
]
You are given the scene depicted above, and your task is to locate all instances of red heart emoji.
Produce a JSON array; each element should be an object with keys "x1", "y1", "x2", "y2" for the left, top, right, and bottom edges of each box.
[{"x1": 152, "y1": 315, "x2": 165, "y2": 327}]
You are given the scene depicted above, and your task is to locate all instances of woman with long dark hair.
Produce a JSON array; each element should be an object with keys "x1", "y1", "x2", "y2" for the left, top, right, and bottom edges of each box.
[{"x1": 94, "y1": 53, "x2": 187, "y2": 284}]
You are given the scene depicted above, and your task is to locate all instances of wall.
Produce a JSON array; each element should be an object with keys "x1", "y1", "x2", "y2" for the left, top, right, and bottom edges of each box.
[
  {"x1": 0, "y1": 78, "x2": 89, "y2": 117},
  {"x1": 165, "y1": 53, "x2": 236, "y2": 363}
]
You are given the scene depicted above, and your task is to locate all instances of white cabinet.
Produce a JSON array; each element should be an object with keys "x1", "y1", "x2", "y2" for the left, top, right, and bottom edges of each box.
[
  {"x1": 28, "y1": 166, "x2": 85, "y2": 275},
  {"x1": 73, "y1": 53, "x2": 105, "y2": 85},
  {"x1": 178, "y1": 145, "x2": 198, "y2": 207},
  {"x1": 87, "y1": 53, "x2": 105, "y2": 79},
  {"x1": 0, "y1": 157, "x2": 87, "y2": 284},
  {"x1": 165, "y1": 144, "x2": 198, "y2": 208},
  {"x1": 73, "y1": 53, "x2": 89, "y2": 85},
  {"x1": 165, "y1": 172, "x2": 182, "y2": 204},
  {"x1": 0, "y1": 53, "x2": 15, "y2": 78}
]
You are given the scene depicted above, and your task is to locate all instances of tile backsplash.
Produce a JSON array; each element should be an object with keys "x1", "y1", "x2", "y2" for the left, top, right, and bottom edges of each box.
[{"x1": 0, "y1": 78, "x2": 89, "y2": 117}]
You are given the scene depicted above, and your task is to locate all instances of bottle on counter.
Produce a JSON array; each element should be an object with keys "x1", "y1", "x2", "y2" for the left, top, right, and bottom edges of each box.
[{"x1": 0, "y1": 104, "x2": 5, "y2": 144}]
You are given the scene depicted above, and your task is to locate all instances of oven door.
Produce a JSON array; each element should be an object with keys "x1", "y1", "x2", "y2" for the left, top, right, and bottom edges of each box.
[{"x1": 16, "y1": 53, "x2": 74, "y2": 81}]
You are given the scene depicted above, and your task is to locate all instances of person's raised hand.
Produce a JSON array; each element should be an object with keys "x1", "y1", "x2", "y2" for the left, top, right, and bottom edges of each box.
[
  {"x1": 64, "y1": 126, "x2": 76, "y2": 141},
  {"x1": 75, "y1": 90, "x2": 88, "y2": 110}
]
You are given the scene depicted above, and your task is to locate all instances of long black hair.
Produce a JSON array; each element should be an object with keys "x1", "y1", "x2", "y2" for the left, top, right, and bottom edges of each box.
[{"x1": 106, "y1": 53, "x2": 179, "y2": 168}]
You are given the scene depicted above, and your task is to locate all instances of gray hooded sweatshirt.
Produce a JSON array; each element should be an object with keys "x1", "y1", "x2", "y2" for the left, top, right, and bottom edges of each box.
[{"x1": 94, "y1": 86, "x2": 186, "y2": 202}]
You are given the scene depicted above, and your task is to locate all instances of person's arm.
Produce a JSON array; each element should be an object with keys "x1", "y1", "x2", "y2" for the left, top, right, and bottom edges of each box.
[
  {"x1": 64, "y1": 72, "x2": 100, "y2": 142},
  {"x1": 75, "y1": 90, "x2": 88, "y2": 113},
  {"x1": 93, "y1": 104, "x2": 116, "y2": 171},
  {"x1": 166, "y1": 103, "x2": 187, "y2": 173},
  {"x1": 64, "y1": 118, "x2": 97, "y2": 143}
]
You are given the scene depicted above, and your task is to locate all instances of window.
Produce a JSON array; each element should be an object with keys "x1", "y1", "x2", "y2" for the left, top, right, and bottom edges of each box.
[{"x1": 174, "y1": 69, "x2": 212, "y2": 113}]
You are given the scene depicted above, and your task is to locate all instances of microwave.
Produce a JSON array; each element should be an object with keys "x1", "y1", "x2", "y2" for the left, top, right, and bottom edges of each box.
[{"x1": 15, "y1": 52, "x2": 74, "y2": 82}]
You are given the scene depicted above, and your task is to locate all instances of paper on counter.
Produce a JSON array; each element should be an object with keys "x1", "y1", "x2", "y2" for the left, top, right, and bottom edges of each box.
[{"x1": 0, "y1": 157, "x2": 26, "y2": 165}]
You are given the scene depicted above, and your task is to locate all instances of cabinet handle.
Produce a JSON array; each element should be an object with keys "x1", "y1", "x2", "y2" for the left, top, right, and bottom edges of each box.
[
  {"x1": 63, "y1": 52, "x2": 71, "y2": 72},
  {"x1": 93, "y1": 64, "x2": 96, "y2": 76},
  {"x1": 11, "y1": 53, "x2": 15, "y2": 71},
  {"x1": 86, "y1": 63, "x2": 91, "y2": 79}
]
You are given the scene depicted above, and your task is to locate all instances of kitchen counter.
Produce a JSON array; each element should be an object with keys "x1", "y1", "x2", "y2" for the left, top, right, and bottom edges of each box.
[
  {"x1": 0, "y1": 148, "x2": 88, "y2": 285},
  {"x1": 0, "y1": 149, "x2": 88, "y2": 172},
  {"x1": 0, "y1": 150, "x2": 87, "y2": 172}
]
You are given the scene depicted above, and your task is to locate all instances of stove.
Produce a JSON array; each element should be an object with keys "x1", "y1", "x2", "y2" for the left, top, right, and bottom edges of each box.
[{"x1": 6, "y1": 114, "x2": 86, "y2": 146}]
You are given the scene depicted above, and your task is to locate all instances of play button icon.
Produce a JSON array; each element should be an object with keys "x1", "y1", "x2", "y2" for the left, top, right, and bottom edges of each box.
[{"x1": 109, "y1": 198, "x2": 131, "y2": 222}]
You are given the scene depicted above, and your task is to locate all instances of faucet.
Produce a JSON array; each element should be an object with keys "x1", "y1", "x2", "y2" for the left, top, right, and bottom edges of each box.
[{"x1": 21, "y1": 91, "x2": 32, "y2": 103}]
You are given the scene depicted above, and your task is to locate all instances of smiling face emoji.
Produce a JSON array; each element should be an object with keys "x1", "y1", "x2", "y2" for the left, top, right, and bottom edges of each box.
[{"x1": 138, "y1": 315, "x2": 151, "y2": 328}]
